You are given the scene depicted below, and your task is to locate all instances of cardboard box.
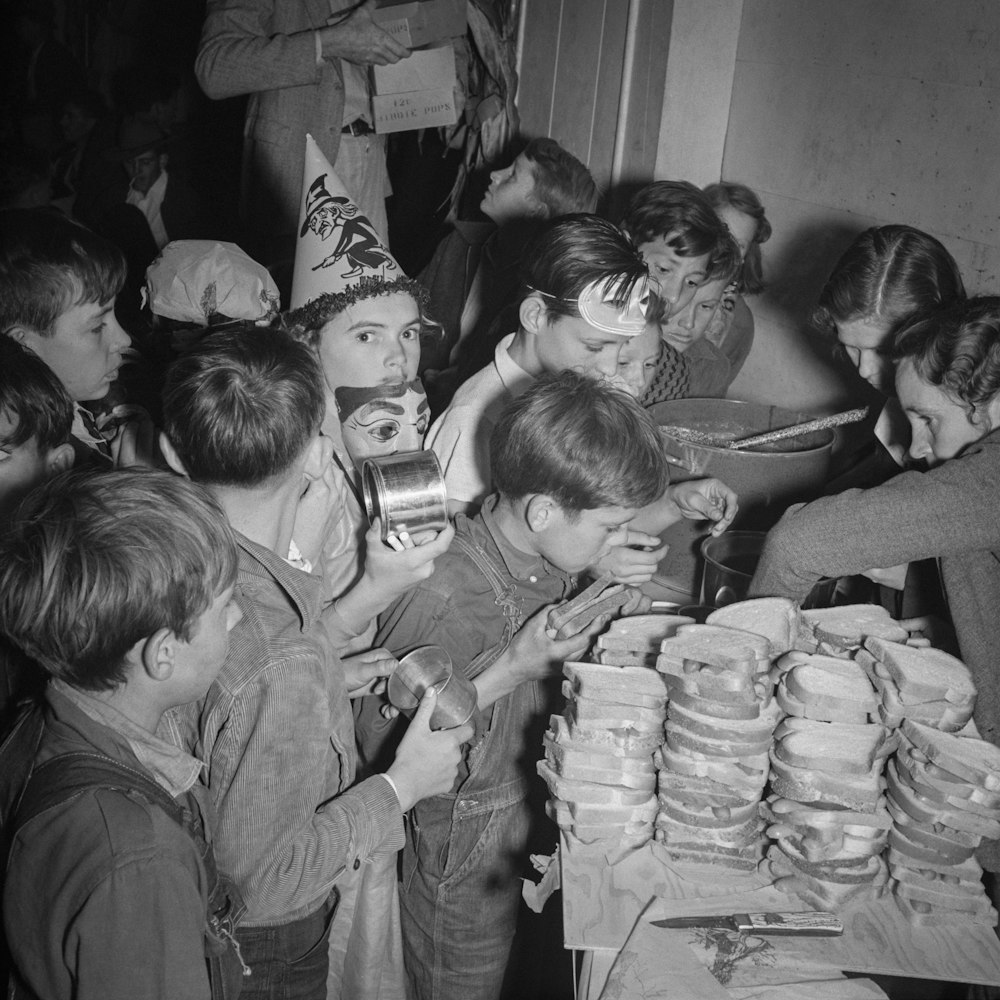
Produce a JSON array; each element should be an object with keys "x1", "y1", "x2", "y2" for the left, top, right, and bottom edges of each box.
[
  {"x1": 373, "y1": 0, "x2": 466, "y2": 49},
  {"x1": 372, "y1": 87, "x2": 457, "y2": 133},
  {"x1": 371, "y1": 44, "x2": 458, "y2": 133},
  {"x1": 372, "y1": 44, "x2": 455, "y2": 95}
]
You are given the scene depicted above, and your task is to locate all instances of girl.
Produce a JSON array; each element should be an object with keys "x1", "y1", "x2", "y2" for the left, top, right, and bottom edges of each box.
[
  {"x1": 815, "y1": 224, "x2": 966, "y2": 477},
  {"x1": 751, "y1": 296, "x2": 1000, "y2": 759}
]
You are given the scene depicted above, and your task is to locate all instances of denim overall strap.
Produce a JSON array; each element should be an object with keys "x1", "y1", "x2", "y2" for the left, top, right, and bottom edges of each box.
[
  {"x1": 12, "y1": 752, "x2": 248, "y2": 1000},
  {"x1": 399, "y1": 534, "x2": 541, "y2": 1000}
]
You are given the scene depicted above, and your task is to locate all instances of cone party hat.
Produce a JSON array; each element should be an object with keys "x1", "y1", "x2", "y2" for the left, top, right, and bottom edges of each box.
[{"x1": 290, "y1": 134, "x2": 401, "y2": 308}]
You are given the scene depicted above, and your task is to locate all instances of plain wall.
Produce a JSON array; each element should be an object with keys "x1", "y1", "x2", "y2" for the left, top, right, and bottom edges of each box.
[{"x1": 725, "y1": 0, "x2": 1000, "y2": 413}]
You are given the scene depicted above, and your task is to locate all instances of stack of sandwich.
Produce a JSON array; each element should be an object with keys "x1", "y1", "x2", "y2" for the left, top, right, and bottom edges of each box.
[
  {"x1": 653, "y1": 624, "x2": 780, "y2": 871},
  {"x1": 798, "y1": 604, "x2": 909, "y2": 657},
  {"x1": 886, "y1": 719, "x2": 1000, "y2": 927},
  {"x1": 763, "y1": 655, "x2": 894, "y2": 908},
  {"x1": 856, "y1": 637, "x2": 977, "y2": 732},
  {"x1": 593, "y1": 614, "x2": 694, "y2": 668},
  {"x1": 537, "y1": 660, "x2": 665, "y2": 848}
]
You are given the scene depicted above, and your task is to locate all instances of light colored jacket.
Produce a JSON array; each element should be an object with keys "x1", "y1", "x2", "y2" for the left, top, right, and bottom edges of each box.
[{"x1": 195, "y1": 0, "x2": 350, "y2": 237}]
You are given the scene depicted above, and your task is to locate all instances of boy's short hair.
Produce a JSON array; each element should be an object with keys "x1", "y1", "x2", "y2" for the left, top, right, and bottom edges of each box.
[
  {"x1": 520, "y1": 214, "x2": 650, "y2": 322},
  {"x1": 490, "y1": 369, "x2": 670, "y2": 513},
  {"x1": 163, "y1": 325, "x2": 325, "y2": 487},
  {"x1": 622, "y1": 181, "x2": 740, "y2": 283},
  {"x1": 0, "y1": 337, "x2": 73, "y2": 453},
  {"x1": 0, "y1": 209, "x2": 127, "y2": 337},
  {"x1": 0, "y1": 468, "x2": 238, "y2": 691},
  {"x1": 522, "y1": 138, "x2": 599, "y2": 216}
]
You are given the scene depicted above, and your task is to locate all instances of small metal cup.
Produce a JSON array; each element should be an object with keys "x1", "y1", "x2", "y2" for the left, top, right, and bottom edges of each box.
[
  {"x1": 362, "y1": 450, "x2": 448, "y2": 541},
  {"x1": 387, "y1": 645, "x2": 477, "y2": 731}
]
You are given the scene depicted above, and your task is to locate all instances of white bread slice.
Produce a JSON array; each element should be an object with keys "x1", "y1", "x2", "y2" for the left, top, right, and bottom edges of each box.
[
  {"x1": 547, "y1": 714, "x2": 654, "y2": 758},
  {"x1": 595, "y1": 649, "x2": 658, "y2": 668},
  {"x1": 655, "y1": 811, "x2": 762, "y2": 848},
  {"x1": 892, "y1": 860, "x2": 986, "y2": 894},
  {"x1": 664, "y1": 682, "x2": 763, "y2": 720},
  {"x1": 895, "y1": 746, "x2": 1000, "y2": 807},
  {"x1": 546, "y1": 799, "x2": 653, "y2": 841},
  {"x1": 536, "y1": 761, "x2": 656, "y2": 807},
  {"x1": 563, "y1": 692, "x2": 664, "y2": 733},
  {"x1": 863, "y1": 637, "x2": 976, "y2": 710},
  {"x1": 762, "y1": 795, "x2": 893, "y2": 830},
  {"x1": 888, "y1": 823, "x2": 976, "y2": 867},
  {"x1": 705, "y1": 598, "x2": 799, "y2": 657},
  {"x1": 800, "y1": 604, "x2": 908, "y2": 650},
  {"x1": 771, "y1": 650, "x2": 814, "y2": 680},
  {"x1": 894, "y1": 892, "x2": 998, "y2": 928},
  {"x1": 668, "y1": 697, "x2": 780, "y2": 740},
  {"x1": 784, "y1": 659, "x2": 877, "y2": 713},
  {"x1": 543, "y1": 736, "x2": 656, "y2": 791},
  {"x1": 872, "y1": 670, "x2": 974, "y2": 732},
  {"x1": 658, "y1": 744, "x2": 768, "y2": 785},
  {"x1": 657, "y1": 773, "x2": 755, "y2": 809},
  {"x1": 767, "y1": 754, "x2": 883, "y2": 812},
  {"x1": 901, "y1": 720, "x2": 1000, "y2": 792},
  {"x1": 665, "y1": 725, "x2": 772, "y2": 761},
  {"x1": 673, "y1": 624, "x2": 771, "y2": 671},
  {"x1": 556, "y1": 795, "x2": 658, "y2": 827},
  {"x1": 657, "y1": 840, "x2": 761, "y2": 872},
  {"x1": 886, "y1": 846, "x2": 983, "y2": 881},
  {"x1": 884, "y1": 799, "x2": 980, "y2": 854},
  {"x1": 658, "y1": 797, "x2": 759, "y2": 829},
  {"x1": 773, "y1": 718, "x2": 890, "y2": 776},
  {"x1": 776, "y1": 684, "x2": 870, "y2": 726},
  {"x1": 555, "y1": 714, "x2": 663, "y2": 754},
  {"x1": 886, "y1": 763, "x2": 1000, "y2": 839},
  {"x1": 563, "y1": 660, "x2": 667, "y2": 700},
  {"x1": 596, "y1": 614, "x2": 694, "y2": 653},
  {"x1": 660, "y1": 668, "x2": 762, "y2": 705},
  {"x1": 894, "y1": 878, "x2": 995, "y2": 916},
  {"x1": 767, "y1": 843, "x2": 885, "y2": 883}
]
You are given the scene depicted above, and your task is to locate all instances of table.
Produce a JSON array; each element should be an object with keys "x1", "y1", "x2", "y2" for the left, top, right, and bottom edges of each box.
[{"x1": 560, "y1": 836, "x2": 1000, "y2": 999}]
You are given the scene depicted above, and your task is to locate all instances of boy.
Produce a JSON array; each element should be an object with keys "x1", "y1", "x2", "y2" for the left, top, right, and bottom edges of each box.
[
  {"x1": 159, "y1": 327, "x2": 470, "y2": 999},
  {"x1": 425, "y1": 213, "x2": 653, "y2": 511},
  {"x1": 0, "y1": 336, "x2": 74, "y2": 522},
  {"x1": 0, "y1": 467, "x2": 245, "y2": 1000},
  {"x1": 360, "y1": 372, "x2": 671, "y2": 1000},
  {"x1": 0, "y1": 336, "x2": 75, "y2": 720},
  {"x1": 620, "y1": 180, "x2": 739, "y2": 318},
  {"x1": 419, "y1": 137, "x2": 599, "y2": 394},
  {"x1": 0, "y1": 208, "x2": 149, "y2": 466},
  {"x1": 425, "y1": 213, "x2": 738, "y2": 584}
]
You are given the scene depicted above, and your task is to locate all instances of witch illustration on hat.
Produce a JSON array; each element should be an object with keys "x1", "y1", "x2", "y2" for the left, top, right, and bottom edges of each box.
[{"x1": 285, "y1": 135, "x2": 436, "y2": 478}]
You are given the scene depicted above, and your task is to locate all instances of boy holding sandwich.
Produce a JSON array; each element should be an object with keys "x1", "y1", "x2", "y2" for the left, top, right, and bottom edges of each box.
[{"x1": 358, "y1": 371, "x2": 672, "y2": 1000}]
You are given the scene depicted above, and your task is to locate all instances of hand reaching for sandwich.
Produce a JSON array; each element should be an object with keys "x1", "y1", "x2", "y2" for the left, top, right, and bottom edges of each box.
[{"x1": 669, "y1": 478, "x2": 738, "y2": 536}]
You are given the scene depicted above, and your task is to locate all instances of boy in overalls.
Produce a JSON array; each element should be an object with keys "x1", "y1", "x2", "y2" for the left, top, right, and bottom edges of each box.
[{"x1": 362, "y1": 371, "x2": 674, "y2": 1000}]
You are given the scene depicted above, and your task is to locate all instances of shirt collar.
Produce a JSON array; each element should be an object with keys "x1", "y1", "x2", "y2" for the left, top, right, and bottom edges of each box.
[
  {"x1": 478, "y1": 494, "x2": 573, "y2": 585},
  {"x1": 236, "y1": 530, "x2": 324, "y2": 633},
  {"x1": 50, "y1": 678, "x2": 204, "y2": 796},
  {"x1": 494, "y1": 332, "x2": 534, "y2": 399}
]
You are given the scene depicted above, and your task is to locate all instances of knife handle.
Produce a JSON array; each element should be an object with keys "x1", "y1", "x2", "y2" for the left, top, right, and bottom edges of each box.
[{"x1": 734, "y1": 911, "x2": 844, "y2": 936}]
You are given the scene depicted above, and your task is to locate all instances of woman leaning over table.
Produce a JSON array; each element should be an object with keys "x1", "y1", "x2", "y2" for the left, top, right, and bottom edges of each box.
[{"x1": 750, "y1": 296, "x2": 1000, "y2": 759}]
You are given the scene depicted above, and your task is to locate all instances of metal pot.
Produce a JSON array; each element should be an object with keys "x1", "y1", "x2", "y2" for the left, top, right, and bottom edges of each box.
[{"x1": 647, "y1": 399, "x2": 836, "y2": 600}]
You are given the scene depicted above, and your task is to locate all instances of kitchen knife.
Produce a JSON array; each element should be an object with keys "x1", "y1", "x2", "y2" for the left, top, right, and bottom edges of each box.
[{"x1": 651, "y1": 911, "x2": 843, "y2": 936}]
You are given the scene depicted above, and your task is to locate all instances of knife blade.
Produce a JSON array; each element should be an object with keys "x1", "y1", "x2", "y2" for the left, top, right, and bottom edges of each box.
[{"x1": 651, "y1": 911, "x2": 843, "y2": 936}]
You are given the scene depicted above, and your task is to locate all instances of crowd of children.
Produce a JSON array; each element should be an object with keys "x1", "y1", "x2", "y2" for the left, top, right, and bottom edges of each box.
[{"x1": 1, "y1": 53, "x2": 996, "y2": 1000}]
